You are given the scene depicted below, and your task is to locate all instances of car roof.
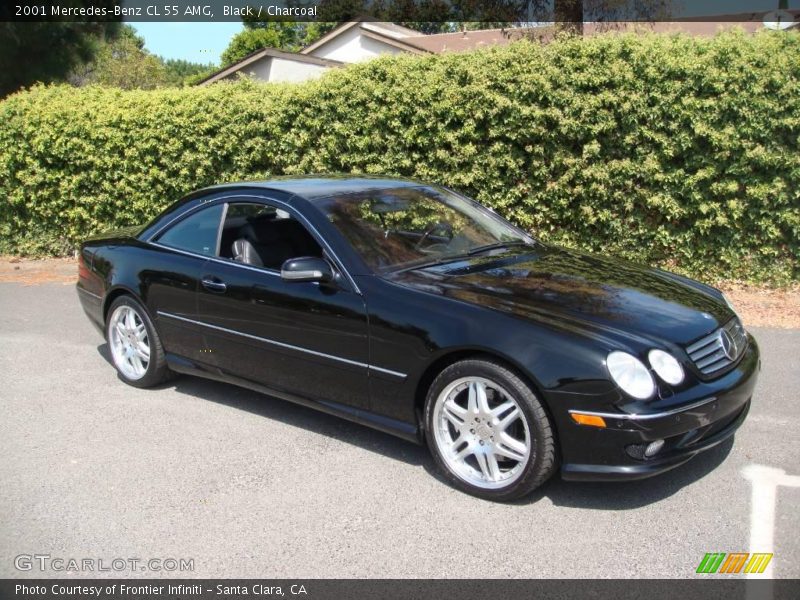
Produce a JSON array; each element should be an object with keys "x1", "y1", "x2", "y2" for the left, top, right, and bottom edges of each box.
[{"x1": 202, "y1": 175, "x2": 427, "y2": 202}]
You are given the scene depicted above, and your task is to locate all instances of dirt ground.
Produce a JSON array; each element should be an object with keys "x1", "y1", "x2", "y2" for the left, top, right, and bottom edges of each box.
[
  {"x1": 1, "y1": 256, "x2": 798, "y2": 328},
  {"x1": 0, "y1": 256, "x2": 77, "y2": 285},
  {"x1": 717, "y1": 283, "x2": 800, "y2": 329}
]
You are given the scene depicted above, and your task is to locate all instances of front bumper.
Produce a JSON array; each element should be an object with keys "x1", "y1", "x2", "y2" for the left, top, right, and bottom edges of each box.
[{"x1": 555, "y1": 335, "x2": 760, "y2": 482}]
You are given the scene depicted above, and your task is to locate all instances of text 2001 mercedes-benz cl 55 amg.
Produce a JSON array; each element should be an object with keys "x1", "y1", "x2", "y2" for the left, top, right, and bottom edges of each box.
[{"x1": 77, "y1": 177, "x2": 759, "y2": 500}]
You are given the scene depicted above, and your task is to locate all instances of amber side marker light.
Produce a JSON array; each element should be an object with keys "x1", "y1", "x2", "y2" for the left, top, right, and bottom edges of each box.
[{"x1": 570, "y1": 413, "x2": 607, "y2": 428}]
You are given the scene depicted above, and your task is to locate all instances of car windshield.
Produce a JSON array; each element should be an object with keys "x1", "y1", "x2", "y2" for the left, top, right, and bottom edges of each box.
[{"x1": 316, "y1": 186, "x2": 534, "y2": 272}]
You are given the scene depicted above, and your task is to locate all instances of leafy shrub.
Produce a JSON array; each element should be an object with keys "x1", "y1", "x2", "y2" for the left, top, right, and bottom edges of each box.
[{"x1": 1, "y1": 31, "x2": 797, "y2": 283}]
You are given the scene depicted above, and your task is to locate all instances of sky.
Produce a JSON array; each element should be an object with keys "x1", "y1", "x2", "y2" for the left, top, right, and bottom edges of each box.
[
  {"x1": 131, "y1": 22, "x2": 243, "y2": 65},
  {"x1": 130, "y1": 0, "x2": 800, "y2": 65}
]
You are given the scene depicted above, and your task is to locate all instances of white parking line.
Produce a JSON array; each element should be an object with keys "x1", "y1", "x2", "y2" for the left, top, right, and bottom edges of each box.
[{"x1": 741, "y1": 464, "x2": 800, "y2": 579}]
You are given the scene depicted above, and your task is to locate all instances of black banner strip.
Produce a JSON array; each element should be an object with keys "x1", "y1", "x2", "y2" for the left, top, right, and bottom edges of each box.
[
  {"x1": 2, "y1": 579, "x2": 800, "y2": 600},
  {"x1": 2, "y1": 1, "x2": 799, "y2": 23}
]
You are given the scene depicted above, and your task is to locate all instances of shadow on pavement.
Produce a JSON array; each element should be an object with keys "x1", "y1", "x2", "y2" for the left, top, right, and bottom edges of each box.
[
  {"x1": 97, "y1": 343, "x2": 737, "y2": 510},
  {"x1": 97, "y1": 343, "x2": 429, "y2": 468}
]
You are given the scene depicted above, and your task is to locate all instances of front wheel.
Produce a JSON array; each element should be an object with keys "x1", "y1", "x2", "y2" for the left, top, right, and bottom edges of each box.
[
  {"x1": 424, "y1": 359, "x2": 557, "y2": 501},
  {"x1": 106, "y1": 295, "x2": 172, "y2": 388}
]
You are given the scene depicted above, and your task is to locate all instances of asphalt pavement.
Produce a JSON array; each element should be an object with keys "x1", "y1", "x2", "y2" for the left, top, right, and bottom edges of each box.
[{"x1": 1, "y1": 281, "x2": 798, "y2": 579}]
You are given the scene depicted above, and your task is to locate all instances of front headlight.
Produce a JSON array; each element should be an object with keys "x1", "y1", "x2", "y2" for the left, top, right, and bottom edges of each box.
[
  {"x1": 606, "y1": 351, "x2": 656, "y2": 400},
  {"x1": 648, "y1": 349, "x2": 684, "y2": 385}
]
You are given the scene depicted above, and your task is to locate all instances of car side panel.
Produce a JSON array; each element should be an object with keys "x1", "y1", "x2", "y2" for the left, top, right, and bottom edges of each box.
[
  {"x1": 355, "y1": 275, "x2": 615, "y2": 430},
  {"x1": 76, "y1": 246, "x2": 106, "y2": 330},
  {"x1": 88, "y1": 241, "x2": 210, "y2": 367},
  {"x1": 194, "y1": 258, "x2": 371, "y2": 409}
]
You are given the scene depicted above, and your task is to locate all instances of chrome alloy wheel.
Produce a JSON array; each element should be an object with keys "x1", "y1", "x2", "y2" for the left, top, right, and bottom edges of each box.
[
  {"x1": 108, "y1": 305, "x2": 151, "y2": 380},
  {"x1": 432, "y1": 376, "x2": 531, "y2": 489}
]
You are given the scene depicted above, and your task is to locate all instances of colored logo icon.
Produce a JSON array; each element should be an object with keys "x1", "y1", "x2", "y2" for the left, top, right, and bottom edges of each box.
[{"x1": 696, "y1": 552, "x2": 773, "y2": 574}]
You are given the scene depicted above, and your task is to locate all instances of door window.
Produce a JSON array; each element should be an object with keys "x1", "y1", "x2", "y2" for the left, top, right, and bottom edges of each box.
[{"x1": 217, "y1": 202, "x2": 323, "y2": 270}]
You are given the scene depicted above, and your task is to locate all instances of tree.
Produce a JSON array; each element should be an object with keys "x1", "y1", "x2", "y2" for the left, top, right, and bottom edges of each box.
[
  {"x1": 221, "y1": 22, "x2": 338, "y2": 66},
  {"x1": 553, "y1": 0, "x2": 584, "y2": 34},
  {"x1": 300, "y1": 22, "x2": 340, "y2": 46},
  {"x1": 222, "y1": 25, "x2": 301, "y2": 65},
  {"x1": 67, "y1": 25, "x2": 214, "y2": 89},
  {"x1": 540, "y1": 0, "x2": 672, "y2": 34},
  {"x1": 0, "y1": 19, "x2": 120, "y2": 97},
  {"x1": 70, "y1": 26, "x2": 170, "y2": 90},
  {"x1": 315, "y1": 0, "x2": 524, "y2": 24},
  {"x1": 162, "y1": 58, "x2": 217, "y2": 87},
  {"x1": 311, "y1": 0, "x2": 670, "y2": 34}
]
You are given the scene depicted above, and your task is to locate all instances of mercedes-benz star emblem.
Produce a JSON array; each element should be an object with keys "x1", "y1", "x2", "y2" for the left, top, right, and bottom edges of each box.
[{"x1": 719, "y1": 330, "x2": 737, "y2": 361}]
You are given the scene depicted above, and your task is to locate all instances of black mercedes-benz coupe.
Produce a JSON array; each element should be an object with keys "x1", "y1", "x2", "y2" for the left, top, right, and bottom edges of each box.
[{"x1": 77, "y1": 176, "x2": 760, "y2": 500}]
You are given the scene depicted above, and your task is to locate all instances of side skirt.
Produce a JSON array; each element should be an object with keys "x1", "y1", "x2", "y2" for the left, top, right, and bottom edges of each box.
[{"x1": 165, "y1": 353, "x2": 421, "y2": 445}]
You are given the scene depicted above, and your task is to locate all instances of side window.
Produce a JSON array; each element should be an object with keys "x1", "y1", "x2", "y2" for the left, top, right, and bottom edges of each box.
[
  {"x1": 218, "y1": 202, "x2": 323, "y2": 270},
  {"x1": 156, "y1": 204, "x2": 224, "y2": 256}
]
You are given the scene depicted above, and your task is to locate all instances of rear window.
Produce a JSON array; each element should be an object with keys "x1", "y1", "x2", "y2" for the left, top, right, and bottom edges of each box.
[{"x1": 156, "y1": 204, "x2": 224, "y2": 256}]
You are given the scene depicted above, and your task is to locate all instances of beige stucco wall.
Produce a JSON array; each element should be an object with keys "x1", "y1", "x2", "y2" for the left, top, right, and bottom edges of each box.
[
  {"x1": 307, "y1": 25, "x2": 406, "y2": 63},
  {"x1": 221, "y1": 55, "x2": 330, "y2": 83}
]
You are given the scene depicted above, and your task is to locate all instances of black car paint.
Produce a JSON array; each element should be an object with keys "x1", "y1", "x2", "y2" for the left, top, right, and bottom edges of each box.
[{"x1": 77, "y1": 177, "x2": 759, "y2": 481}]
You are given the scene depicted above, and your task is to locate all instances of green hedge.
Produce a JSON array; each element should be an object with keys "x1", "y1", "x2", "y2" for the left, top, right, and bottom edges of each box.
[{"x1": 1, "y1": 31, "x2": 798, "y2": 283}]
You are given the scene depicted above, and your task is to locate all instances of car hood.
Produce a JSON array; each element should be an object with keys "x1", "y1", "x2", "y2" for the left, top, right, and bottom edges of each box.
[{"x1": 385, "y1": 245, "x2": 732, "y2": 346}]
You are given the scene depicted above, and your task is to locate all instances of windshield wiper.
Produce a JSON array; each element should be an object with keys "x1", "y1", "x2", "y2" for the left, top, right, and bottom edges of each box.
[
  {"x1": 388, "y1": 241, "x2": 534, "y2": 275},
  {"x1": 388, "y1": 254, "x2": 469, "y2": 274},
  {"x1": 466, "y1": 240, "x2": 532, "y2": 256}
]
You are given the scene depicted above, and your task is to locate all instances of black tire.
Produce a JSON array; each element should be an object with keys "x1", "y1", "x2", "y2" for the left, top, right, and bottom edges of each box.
[
  {"x1": 105, "y1": 295, "x2": 172, "y2": 388},
  {"x1": 424, "y1": 358, "x2": 557, "y2": 501}
]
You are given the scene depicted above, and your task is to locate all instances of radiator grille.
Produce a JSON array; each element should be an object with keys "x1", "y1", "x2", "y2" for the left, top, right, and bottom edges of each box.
[{"x1": 685, "y1": 318, "x2": 747, "y2": 377}]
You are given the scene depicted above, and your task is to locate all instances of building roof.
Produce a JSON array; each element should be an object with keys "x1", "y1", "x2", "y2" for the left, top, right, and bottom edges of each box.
[
  {"x1": 402, "y1": 28, "x2": 531, "y2": 53},
  {"x1": 302, "y1": 22, "x2": 533, "y2": 56},
  {"x1": 299, "y1": 21, "x2": 362, "y2": 54},
  {"x1": 361, "y1": 21, "x2": 422, "y2": 38},
  {"x1": 197, "y1": 48, "x2": 344, "y2": 86},
  {"x1": 358, "y1": 29, "x2": 430, "y2": 54},
  {"x1": 300, "y1": 20, "x2": 423, "y2": 55}
]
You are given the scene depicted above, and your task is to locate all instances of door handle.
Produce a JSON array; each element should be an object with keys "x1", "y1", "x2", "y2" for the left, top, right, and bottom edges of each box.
[{"x1": 201, "y1": 277, "x2": 227, "y2": 293}]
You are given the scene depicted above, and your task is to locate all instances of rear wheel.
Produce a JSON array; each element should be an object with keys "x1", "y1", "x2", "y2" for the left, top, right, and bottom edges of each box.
[
  {"x1": 106, "y1": 295, "x2": 171, "y2": 388},
  {"x1": 424, "y1": 359, "x2": 556, "y2": 501}
]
